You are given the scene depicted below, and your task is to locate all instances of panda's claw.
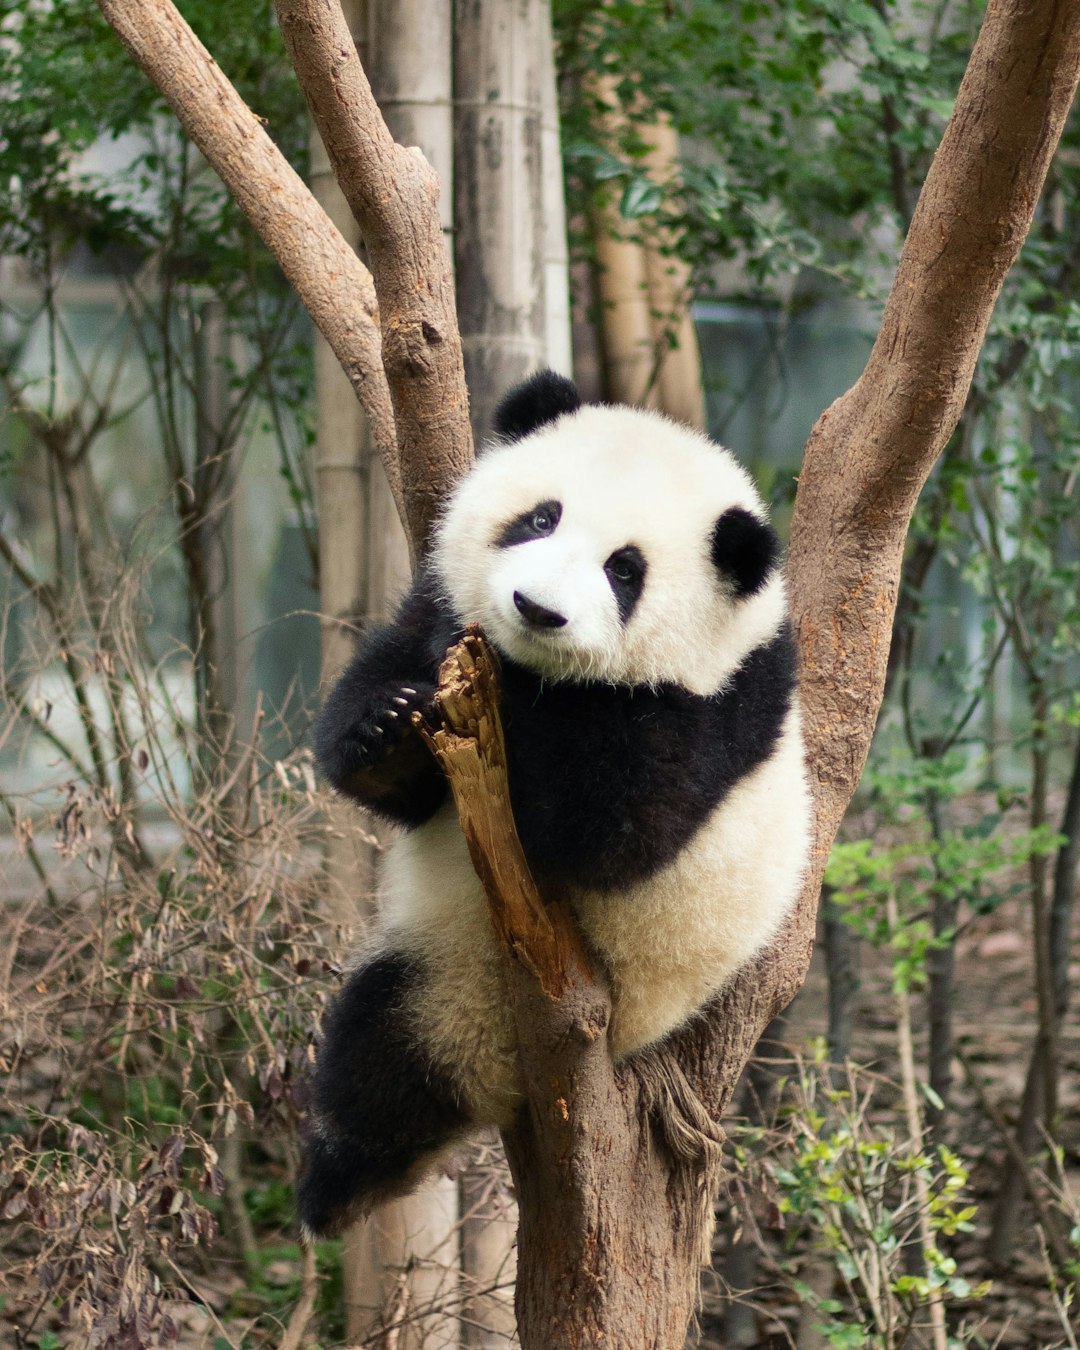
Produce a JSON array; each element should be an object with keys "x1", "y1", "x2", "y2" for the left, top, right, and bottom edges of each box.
[
  {"x1": 386, "y1": 709, "x2": 399, "y2": 720},
  {"x1": 392, "y1": 696, "x2": 409, "y2": 707}
]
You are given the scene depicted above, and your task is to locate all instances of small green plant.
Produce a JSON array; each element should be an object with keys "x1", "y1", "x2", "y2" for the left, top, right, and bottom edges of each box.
[
  {"x1": 1038, "y1": 1141, "x2": 1080, "y2": 1346},
  {"x1": 736, "y1": 1053, "x2": 990, "y2": 1348},
  {"x1": 827, "y1": 751, "x2": 1061, "y2": 993}
]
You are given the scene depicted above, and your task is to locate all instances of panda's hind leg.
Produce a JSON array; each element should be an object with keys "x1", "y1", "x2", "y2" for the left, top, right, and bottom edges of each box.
[{"x1": 298, "y1": 950, "x2": 471, "y2": 1238}]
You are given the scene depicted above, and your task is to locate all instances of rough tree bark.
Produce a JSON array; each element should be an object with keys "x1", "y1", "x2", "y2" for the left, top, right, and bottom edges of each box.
[{"x1": 97, "y1": 0, "x2": 1080, "y2": 1344}]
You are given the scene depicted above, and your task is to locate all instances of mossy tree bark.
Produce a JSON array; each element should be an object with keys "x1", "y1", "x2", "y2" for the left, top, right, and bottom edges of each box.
[{"x1": 97, "y1": 0, "x2": 1080, "y2": 1344}]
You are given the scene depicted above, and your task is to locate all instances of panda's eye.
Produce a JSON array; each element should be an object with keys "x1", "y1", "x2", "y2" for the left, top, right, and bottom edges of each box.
[
  {"x1": 495, "y1": 499, "x2": 562, "y2": 548},
  {"x1": 604, "y1": 546, "x2": 647, "y2": 622},
  {"x1": 604, "y1": 547, "x2": 643, "y2": 585}
]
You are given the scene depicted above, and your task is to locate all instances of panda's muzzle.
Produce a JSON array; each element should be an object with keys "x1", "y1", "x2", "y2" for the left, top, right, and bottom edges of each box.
[{"x1": 513, "y1": 591, "x2": 568, "y2": 630}]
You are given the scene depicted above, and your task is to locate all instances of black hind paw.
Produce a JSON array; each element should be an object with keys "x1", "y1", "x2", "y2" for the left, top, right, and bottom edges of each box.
[{"x1": 297, "y1": 952, "x2": 471, "y2": 1236}]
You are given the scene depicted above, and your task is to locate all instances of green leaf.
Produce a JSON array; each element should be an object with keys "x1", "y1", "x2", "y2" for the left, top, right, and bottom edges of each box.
[{"x1": 619, "y1": 176, "x2": 663, "y2": 218}]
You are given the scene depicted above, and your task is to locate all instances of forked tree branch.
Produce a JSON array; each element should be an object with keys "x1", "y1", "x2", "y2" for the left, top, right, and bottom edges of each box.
[{"x1": 671, "y1": 0, "x2": 1080, "y2": 1133}]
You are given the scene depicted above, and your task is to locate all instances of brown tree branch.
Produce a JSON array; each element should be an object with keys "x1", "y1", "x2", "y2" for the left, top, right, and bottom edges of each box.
[
  {"x1": 413, "y1": 628, "x2": 595, "y2": 999},
  {"x1": 665, "y1": 0, "x2": 1080, "y2": 1145},
  {"x1": 94, "y1": 0, "x2": 401, "y2": 517},
  {"x1": 275, "y1": 0, "x2": 474, "y2": 553},
  {"x1": 790, "y1": 0, "x2": 1080, "y2": 864}
]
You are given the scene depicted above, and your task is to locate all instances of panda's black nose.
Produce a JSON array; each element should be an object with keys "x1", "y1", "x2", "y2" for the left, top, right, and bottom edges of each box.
[{"x1": 513, "y1": 591, "x2": 567, "y2": 629}]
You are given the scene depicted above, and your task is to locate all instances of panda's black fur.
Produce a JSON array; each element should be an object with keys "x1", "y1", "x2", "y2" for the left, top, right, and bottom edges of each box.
[{"x1": 300, "y1": 373, "x2": 808, "y2": 1237}]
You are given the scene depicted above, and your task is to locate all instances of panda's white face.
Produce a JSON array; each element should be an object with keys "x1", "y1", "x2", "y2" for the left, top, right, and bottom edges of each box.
[{"x1": 432, "y1": 404, "x2": 789, "y2": 694}]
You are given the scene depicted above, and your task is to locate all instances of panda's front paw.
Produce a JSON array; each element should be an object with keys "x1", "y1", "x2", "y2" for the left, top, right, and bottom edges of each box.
[
  {"x1": 384, "y1": 681, "x2": 439, "y2": 733},
  {"x1": 316, "y1": 682, "x2": 438, "y2": 791},
  {"x1": 363, "y1": 681, "x2": 440, "y2": 757}
]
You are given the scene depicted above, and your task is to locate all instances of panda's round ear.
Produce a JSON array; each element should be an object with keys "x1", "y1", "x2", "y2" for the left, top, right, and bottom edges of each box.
[
  {"x1": 711, "y1": 507, "x2": 780, "y2": 599},
  {"x1": 490, "y1": 370, "x2": 582, "y2": 445}
]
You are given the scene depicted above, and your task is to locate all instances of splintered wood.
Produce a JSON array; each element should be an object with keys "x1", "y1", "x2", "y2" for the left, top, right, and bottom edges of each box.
[{"x1": 412, "y1": 625, "x2": 592, "y2": 999}]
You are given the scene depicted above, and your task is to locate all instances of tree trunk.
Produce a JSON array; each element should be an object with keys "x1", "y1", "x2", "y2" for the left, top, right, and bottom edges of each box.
[
  {"x1": 591, "y1": 101, "x2": 703, "y2": 421},
  {"x1": 822, "y1": 885, "x2": 859, "y2": 1065},
  {"x1": 454, "y1": 0, "x2": 547, "y2": 443},
  {"x1": 926, "y1": 887, "x2": 959, "y2": 1142},
  {"x1": 986, "y1": 727, "x2": 1080, "y2": 1266},
  {"x1": 641, "y1": 120, "x2": 704, "y2": 428},
  {"x1": 307, "y1": 4, "x2": 386, "y2": 1329},
  {"x1": 924, "y1": 787, "x2": 957, "y2": 1142},
  {"x1": 346, "y1": 5, "x2": 458, "y2": 1344},
  {"x1": 594, "y1": 214, "x2": 655, "y2": 405},
  {"x1": 539, "y1": 0, "x2": 573, "y2": 377}
]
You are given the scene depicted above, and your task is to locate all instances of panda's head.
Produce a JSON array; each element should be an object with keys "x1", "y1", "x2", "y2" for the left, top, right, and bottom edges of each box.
[{"x1": 431, "y1": 372, "x2": 789, "y2": 694}]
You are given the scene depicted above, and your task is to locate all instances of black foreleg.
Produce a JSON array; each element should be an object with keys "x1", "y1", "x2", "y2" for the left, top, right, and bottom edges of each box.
[{"x1": 298, "y1": 951, "x2": 470, "y2": 1237}]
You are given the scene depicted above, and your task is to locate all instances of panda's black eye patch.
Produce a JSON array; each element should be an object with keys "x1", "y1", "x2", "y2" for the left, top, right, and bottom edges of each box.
[
  {"x1": 604, "y1": 545, "x2": 647, "y2": 623},
  {"x1": 496, "y1": 499, "x2": 562, "y2": 548},
  {"x1": 711, "y1": 506, "x2": 779, "y2": 598}
]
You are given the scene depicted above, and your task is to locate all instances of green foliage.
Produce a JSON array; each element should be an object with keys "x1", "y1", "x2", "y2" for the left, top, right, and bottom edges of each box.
[
  {"x1": 741, "y1": 1056, "x2": 990, "y2": 1348},
  {"x1": 0, "y1": 0, "x2": 306, "y2": 272},
  {"x1": 556, "y1": 0, "x2": 977, "y2": 296},
  {"x1": 827, "y1": 753, "x2": 1062, "y2": 989}
]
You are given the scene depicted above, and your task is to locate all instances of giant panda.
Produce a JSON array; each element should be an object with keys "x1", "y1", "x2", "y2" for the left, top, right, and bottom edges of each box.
[{"x1": 299, "y1": 371, "x2": 810, "y2": 1237}]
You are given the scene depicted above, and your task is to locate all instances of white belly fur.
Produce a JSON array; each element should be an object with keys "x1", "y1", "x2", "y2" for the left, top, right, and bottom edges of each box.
[{"x1": 377, "y1": 709, "x2": 810, "y2": 1125}]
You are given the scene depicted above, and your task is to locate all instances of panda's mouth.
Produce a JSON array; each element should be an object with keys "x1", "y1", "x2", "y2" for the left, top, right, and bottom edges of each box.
[{"x1": 514, "y1": 623, "x2": 569, "y2": 651}]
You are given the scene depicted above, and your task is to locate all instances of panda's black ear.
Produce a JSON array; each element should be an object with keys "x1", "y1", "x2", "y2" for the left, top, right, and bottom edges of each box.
[
  {"x1": 491, "y1": 370, "x2": 582, "y2": 444},
  {"x1": 711, "y1": 507, "x2": 780, "y2": 599}
]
